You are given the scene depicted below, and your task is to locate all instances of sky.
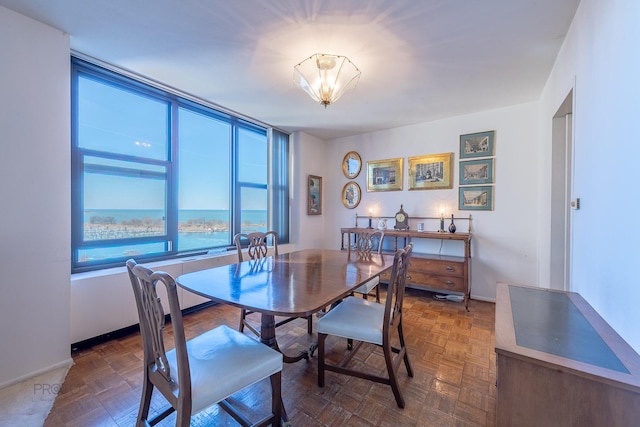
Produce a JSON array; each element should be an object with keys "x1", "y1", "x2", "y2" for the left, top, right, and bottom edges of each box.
[{"x1": 79, "y1": 75, "x2": 267, "y2": 211}]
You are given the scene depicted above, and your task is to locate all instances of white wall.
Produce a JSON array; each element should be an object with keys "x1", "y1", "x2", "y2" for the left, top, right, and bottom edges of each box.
[
  {"x1": 71, "y1": 254, "x2": 233, "y2": 343},
  {"x1": 538, "y1": 0, "x2": 640, "y2": 352},
  {"x1": 0, "y1": 6, "x2": 72, "y2": 387},
  {"x1": 291, "y1": 132, "x2": 326, "y2": 249},
  {"x1": 316, "y1": 102, "x2": 540, "y2": 302}
]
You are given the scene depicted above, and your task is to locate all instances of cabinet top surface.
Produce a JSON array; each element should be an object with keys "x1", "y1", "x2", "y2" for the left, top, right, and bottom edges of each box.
[
  {"x1": 495, "y1": 283, "x2": 640, "y2": 388},
  {"x1": 509, "y1": 285, "x2": 627, "y2": 372},
  {"x1": 341, "y1": 227, "x2": 471, "y2": 242}
]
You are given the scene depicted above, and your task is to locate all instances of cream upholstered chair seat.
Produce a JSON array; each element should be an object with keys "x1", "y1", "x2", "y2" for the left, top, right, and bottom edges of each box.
[
  {"x1": 316, "y1": 296, "x2": 385, "y2": 345},
  {"x1": 165, "y1": 325, "x2": 282, "y2": 415},
  {"x1": 352, "y1": 276, "x2": 380, "y2": 300}
]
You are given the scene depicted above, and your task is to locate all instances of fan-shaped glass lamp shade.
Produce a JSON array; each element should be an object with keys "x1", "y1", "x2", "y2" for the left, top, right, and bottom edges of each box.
[{"x1": 293, "y1": 53, "x2": 361, "y2": 107}]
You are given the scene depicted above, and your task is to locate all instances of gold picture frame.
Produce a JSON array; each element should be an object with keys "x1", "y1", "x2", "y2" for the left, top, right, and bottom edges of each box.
[
  {"x1": 408, "y1": 152, "x2": 454, "y2": 190},
  {"x1": 342, "y1": 181, "x2": 361, "y2": 209},
  {"x1": 366, "y1": 158, "x2": 403, "y2": 192},
  {"x1": 342, "y1": 151, "x2": 362, "y2": 179}
]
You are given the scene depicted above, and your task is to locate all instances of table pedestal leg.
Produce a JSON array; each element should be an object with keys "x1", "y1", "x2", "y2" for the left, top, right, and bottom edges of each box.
[
  {"x1": 260, "y1": 314, "x2": 309, "y2": 363},
  {"x1": 260, "y1": 314, "x2": 313, "y2": 426}
]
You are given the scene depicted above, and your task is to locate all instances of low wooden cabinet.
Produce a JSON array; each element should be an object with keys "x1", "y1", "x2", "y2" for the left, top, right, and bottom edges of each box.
[
  {"x1": 407, "y1": 254, "x2": 466, "y2": 293},
  {"x1": 495, "y1": 283, "x2": 640, "y2": 426},
  {"x1": 340, "y1": 228, "x2": 472, "y2": 309}
]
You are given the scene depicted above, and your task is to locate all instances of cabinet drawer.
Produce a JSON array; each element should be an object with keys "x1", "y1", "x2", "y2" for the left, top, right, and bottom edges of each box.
[
  {"x1": 406, "y1": 272, "x2": 466, "y2": 293},
  {"x1": 410, "y1": 258, "x2": 464, "y2": 277}
]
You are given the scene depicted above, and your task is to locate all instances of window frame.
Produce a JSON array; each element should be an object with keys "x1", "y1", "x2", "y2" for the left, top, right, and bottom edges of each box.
[{"x1": 71, "y1": 57, "x2": 288, "y2": 273}]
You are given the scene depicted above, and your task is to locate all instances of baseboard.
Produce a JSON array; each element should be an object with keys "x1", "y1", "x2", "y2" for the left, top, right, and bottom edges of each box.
[
  {"x1": 0, "y1": 358, "x2": 73, "y2": 390},
  {"x1": 71, "y1": 323, "x2": 142, "y2": 352},
  {"x1": 471, "y1": 294, "x2": 496, "y2": 303},
  {"x1": 71, "y1": 300, "x2": 218, "y2": 352}
]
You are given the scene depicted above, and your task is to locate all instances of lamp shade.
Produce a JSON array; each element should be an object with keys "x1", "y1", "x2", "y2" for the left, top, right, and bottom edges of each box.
[{"x1": 294, "y1": 53, "x2": 361, "y2": 107}]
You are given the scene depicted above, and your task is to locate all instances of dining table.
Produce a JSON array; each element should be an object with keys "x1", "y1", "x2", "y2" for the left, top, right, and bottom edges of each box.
[{"x1": 176, "y1": 248, "x2": 394, "y2": 363}]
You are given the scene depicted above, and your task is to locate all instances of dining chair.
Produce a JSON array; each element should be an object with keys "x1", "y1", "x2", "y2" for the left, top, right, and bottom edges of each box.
[
  {"x1": 349, "y1": 230, "x2": 384, "y2": 302},
  {"x1": 126, "y1": 259, "x2": 283, "y2": 427},
  {"x1": 234, "y1": 231, "x2": 313, "y2": 335},
  {"x1": 316, "y1": 243, "x2": 414, "y2": 408}
]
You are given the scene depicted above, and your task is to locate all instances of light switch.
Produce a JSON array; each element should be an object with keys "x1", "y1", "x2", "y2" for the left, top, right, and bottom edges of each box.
[{"x1": 570, "y1": 198, "x2": 580, "y2": 210}]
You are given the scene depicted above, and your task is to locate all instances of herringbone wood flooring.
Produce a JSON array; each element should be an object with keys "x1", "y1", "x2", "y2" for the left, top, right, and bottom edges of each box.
[{"x1": 45, "y1": 288, "x2": 496, "y2": 426}]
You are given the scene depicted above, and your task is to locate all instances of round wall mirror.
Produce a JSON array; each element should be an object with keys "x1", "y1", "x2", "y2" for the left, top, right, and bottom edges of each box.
[{"x1": 342, "y1": 151, "x2": 362, "y2": 179}]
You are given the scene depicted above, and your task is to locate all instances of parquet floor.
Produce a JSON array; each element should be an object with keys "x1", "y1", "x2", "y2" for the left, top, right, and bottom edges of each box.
[{"x1": 44, "y1": 288, "x2": 496, "y2": 426}]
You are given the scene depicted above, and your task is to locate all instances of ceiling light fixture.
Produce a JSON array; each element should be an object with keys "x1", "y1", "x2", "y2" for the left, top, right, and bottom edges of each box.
[{"x1": 293, "y1": 53, "x2": 361, "y2": 108}]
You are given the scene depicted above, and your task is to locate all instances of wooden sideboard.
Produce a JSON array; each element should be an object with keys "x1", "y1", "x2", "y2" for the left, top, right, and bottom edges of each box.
[
  {"x1": 340, "y1": 227, "x2": 472, "y2": 309},
  {"x1": 495, "y1": 283, "x2": 640, "y2": 426}
]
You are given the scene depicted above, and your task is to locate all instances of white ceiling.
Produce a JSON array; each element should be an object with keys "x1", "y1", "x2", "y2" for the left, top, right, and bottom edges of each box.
[{"x1": 1, "y1": 0, "x2": 580, "y2": 140}]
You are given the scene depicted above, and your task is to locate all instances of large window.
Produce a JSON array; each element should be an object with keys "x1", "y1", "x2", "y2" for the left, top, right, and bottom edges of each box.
[{"x1": 71, "y1": 58, "x2": 289, "y2": 273}]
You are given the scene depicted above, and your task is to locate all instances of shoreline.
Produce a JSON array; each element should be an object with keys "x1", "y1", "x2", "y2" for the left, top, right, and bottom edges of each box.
[{"x1": 83, "y1": 222, "x2": 267, "y2": 240}]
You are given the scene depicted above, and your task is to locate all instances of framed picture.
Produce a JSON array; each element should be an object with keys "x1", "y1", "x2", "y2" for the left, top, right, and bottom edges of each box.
[
  {"x1": 460, "y1": 158, "x2": 494, "y2": 185},
  {"x1": 459, "y1": 185, "x2": 494, "y2": 210},
  {"x1": 408, "y1": 152, "x2": 453, "y2": 190},
  {"x1": 460, "y1": 130, "x2": 495, "y2": 158},
  {"x1": 307, "y1": 175, "x2": 322, "y2": 215},
  {"x1": 366, "y1": 158, "x2": 403, "y2": 192},
  {"x1": 342, "y1": 181, "x2": 361, "y2": 209}
]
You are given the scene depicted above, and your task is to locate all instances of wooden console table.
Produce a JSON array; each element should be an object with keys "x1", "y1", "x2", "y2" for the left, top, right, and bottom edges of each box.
[
  {"x1": 495, "y1": 283, "x2": 640, "y2": 426},
  {"x1": 340, "y1": 227, "x2": 472, "y2": 309}
]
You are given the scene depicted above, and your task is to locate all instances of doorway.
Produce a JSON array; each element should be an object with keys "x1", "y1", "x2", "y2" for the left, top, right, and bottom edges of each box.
[{"x1": 550, "y1": 89, "x2": 574, "y2": 291}]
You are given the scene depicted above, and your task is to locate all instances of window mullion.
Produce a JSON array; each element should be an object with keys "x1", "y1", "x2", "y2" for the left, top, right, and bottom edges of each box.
[{"x1": 167, "y1": 101, "x2": 179, "y2": 255}]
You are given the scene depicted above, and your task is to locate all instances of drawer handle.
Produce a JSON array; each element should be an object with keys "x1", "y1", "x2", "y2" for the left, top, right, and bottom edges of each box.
[
  {"x1": 446, "y1": 280, "x2": 454, "y2": 286},
  {"x1": 445, "y1": 266, "x2": 455, "y2": 272}
]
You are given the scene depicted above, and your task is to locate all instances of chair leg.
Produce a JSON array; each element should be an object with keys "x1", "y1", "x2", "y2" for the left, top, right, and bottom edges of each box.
[
  {"x1": 384, "y1": 344, "x2": 405, "y2": 408},
  {"x1": 374, "y1": 285, "x2": 381, "y2": 303},
  {"x1": 398, "y1": 322, "x2": 413, "y2": 377},
  {"x1": 317, "y1": 333, "x2": 327, "y2": 387},
  {"x1": 270, "y1": 371, "x2": 282, "y2": 427},
  {"x1": 239, "y1": 309, "x2": 246, "y2": 332},
  {"x1": 176, "y1": 406, "x2": 191, "y2": 427},
  {"x1": 136, "y1": 375, "x2": 154, "y2": 427}
]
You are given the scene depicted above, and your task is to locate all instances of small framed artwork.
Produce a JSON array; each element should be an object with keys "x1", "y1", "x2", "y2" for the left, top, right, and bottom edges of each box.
[
  {"x1": 308, "y1": 175, "x2": 322, "y2": 215},
  {"x1": 408, "y1": 152, "x2": 453, "y2": 190},
  {"x1": 366, "y1": 158, "x2": 403, "y2": 192},
  {"x1": 460, "y1": 130, "x2": 495, "y2": 158},
  {"x1": 460, "y1": 158, "x2": 494, "y2": 185},
  {"x1": 459, "y1": 185, "x2": 494, "y2": 210},
  {"x1": 342, "y1": 181, "x2": 361, "y2": 209}
]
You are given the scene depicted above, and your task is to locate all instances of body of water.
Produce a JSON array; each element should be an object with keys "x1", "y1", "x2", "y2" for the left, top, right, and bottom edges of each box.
[
  {"x1": 80, "y1": 209, "x2": 267, "y2": 261},
  {"x1": 84, "y1": 208, "x2": 266, "y2": 224}
]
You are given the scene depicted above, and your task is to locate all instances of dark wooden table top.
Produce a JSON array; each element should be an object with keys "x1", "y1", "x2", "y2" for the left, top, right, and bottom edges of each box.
[{"x1": 176, "y1": 248, "x2": 394, "y2": 317}]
